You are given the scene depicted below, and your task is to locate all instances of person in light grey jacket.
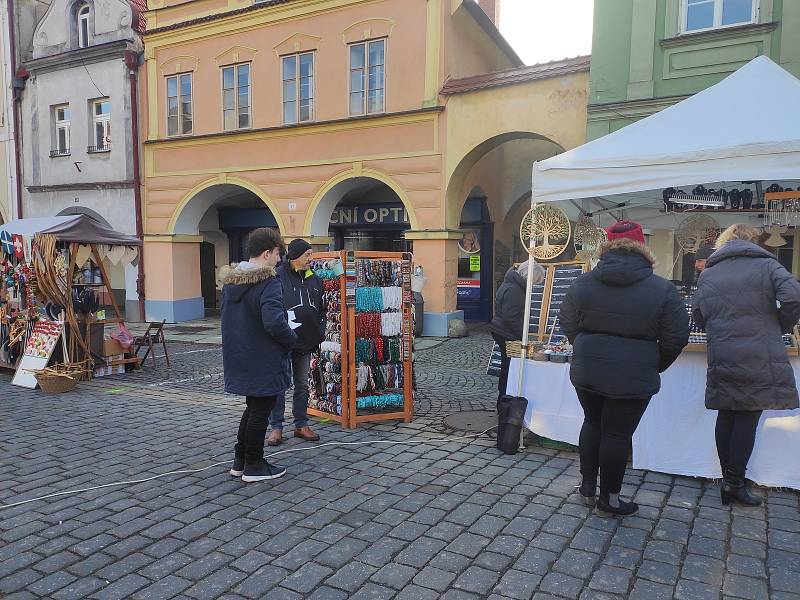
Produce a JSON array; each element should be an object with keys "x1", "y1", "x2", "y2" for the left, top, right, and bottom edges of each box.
[{"x1": 694, "y1": 224, "x2": 800, "y2": 507}]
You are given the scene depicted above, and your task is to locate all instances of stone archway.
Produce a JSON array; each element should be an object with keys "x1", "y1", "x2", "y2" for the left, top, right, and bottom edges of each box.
[
  {"x1": 305, "y1": 169, "x2": 420, "y2": 240},
  {"x1": 169, "y1": 180, "x2": 282, "y2": 312},
  {"x1": 444, "y1": 131, "x2": 564, "y2": 229}
]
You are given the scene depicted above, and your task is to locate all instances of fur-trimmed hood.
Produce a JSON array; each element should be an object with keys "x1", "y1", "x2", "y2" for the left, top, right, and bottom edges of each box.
[
  {"x1": 600, "y1": 238, "x2": 656, "y2": 266},
  {"x1": 594, "y1": 239, "x2": 655, "y2": 287},
  {"x1": 221, "y1": 262, "x2": 277, "y2": 286}
]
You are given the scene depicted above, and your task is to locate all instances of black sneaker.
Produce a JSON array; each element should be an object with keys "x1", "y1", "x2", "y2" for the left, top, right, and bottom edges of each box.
[
  {"x1": 230, "y1": 454, "x2": 244, "y2": 477},
  {"x1": 595, "y1": 496, "x2": 638, "y2": 517},
  {"x1": 241, "y1": 460, "x2": 287, "y2": 483}
]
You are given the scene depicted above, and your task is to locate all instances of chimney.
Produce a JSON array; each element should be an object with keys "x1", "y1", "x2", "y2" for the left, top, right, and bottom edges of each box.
[{"x1": 477, "y1": 0, "x2": 500, "y2": 26}]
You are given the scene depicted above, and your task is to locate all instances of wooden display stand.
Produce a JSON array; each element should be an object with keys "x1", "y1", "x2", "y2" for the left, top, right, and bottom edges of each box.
[
  {"x1": 308, "y1": 251, "x2": 414, "y2": 429},
  {"x1": 347, "y1": 251, "x2": 414, "y2": 428},
  {"x1": 306, "y1": 251, "x2": 350, "y2": 428}
]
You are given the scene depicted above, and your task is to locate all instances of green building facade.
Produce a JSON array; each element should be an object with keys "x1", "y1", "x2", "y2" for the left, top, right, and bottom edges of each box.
[{"x1": 587, "y1": 0, "x2": 800, "y2": 140}]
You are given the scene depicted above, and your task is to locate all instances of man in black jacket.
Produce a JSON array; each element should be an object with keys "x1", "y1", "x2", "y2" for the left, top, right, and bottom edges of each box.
[
  {"x1": 560, "y1": 221, "x2": 689, "y2": 517},
  {"x1": 267, "y1": 239, "x2": 326, "y2": 446}
]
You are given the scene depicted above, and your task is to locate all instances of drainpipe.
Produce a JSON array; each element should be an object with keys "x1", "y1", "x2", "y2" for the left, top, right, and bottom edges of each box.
[
  {"x1": 124, "y1": 49, "x2": 145, "y2": 322},
  {"x1": 8, "y1": 0, "x2": 23, "y2": 218}
]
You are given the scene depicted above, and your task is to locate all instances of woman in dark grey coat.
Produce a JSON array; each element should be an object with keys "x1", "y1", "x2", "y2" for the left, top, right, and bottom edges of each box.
[
  {"x1": 694, "y1": 224, "x2": 800, "y2": 506},
  {"x1": 489, "y1": 260, "x2": 545, "y2": 405}
]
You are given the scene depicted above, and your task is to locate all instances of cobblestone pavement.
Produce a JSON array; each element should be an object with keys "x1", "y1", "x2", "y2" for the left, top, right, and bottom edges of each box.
[{"x1": 2, "y1": 327, "x2": 799, "y2": 600}]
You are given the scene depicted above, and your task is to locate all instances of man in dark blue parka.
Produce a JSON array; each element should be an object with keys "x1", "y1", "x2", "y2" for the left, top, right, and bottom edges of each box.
[{"x1": 222, "y1": 228, "x2": 297, "y2": 482}]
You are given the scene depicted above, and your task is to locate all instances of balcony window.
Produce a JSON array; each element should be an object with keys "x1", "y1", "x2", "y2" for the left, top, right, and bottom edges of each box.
[
  {"x1": 51, "y1": 105, "x2": 70, "y2": 157},
  {"x1": 89, "y1": 98, "x2": 111, "y2": 152}
]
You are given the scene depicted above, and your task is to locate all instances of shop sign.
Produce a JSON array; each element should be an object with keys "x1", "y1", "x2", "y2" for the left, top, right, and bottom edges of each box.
[
  {"x1": 457, "y1": 278, "x2": 481, "y2": 300},
  {"x1": 469, "y1": 255, "x2": 481, "y2": 271},
  {"x1": 330, "y1": 204, "x2": 408, "y2": 226}
]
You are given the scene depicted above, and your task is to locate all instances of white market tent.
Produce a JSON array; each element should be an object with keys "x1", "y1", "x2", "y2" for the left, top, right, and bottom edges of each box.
[
  {"x1": 531, "y1": 56, "x2": 800, "y2": 205},
  {"x1": 517, "y1": 56, "x2": 800, "y2": 490}
]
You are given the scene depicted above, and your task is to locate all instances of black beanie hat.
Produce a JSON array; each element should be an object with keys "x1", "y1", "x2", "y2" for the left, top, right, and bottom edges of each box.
[
  {"x1": 695, "y1": 246, "x2": 714, "y2": 260},
  {"x1": 287, "y1": 238, "x2": 313, "y2": 261}
]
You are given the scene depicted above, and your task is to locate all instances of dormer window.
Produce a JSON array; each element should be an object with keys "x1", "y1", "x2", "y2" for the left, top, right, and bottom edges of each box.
[{"x1": 77, "y1": 3, "x2": 90, "y2": 48}]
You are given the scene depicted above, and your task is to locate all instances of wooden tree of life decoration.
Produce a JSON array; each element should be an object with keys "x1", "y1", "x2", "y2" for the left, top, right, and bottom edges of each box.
[
  {"x1": 573, "y1": 214, "x2": 606, "y2": 262},
  {"x1": 675, "y1": 214, "x2": 720, "y2": 254},
  {"x1": 520, "y1": 204, "x2": 572, "y2": 260}
]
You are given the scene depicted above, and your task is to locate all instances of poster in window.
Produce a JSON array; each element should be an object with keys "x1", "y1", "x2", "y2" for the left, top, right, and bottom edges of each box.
[{"x1": 459, "y1": 229, "x2": 481, "y2": 254}]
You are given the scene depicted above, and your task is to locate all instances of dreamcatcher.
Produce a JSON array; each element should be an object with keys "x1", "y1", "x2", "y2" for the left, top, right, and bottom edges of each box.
[
  {"x1": 764, "y1": 225, "x2": 789, "y2": 248},
  {"x1": 573, "y1": 214, "x2": 607, "y2": 262},
  {"x1": 519, "y1": 204, "x2": 572, "y2": 260},
  {"x1": 675, "y1": 214, "x2": 720, "y2": 254}
]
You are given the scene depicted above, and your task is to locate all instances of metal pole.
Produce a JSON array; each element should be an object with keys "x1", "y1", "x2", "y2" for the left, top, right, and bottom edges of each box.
[{"x1": 516, "y1": 163, "x2": 540, "y2": 450}]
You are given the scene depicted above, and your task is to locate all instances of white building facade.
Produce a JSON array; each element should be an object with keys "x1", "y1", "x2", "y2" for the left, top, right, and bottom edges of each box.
[{"x1": 20, "y1": 0, "x2": 143, "y2": 316}]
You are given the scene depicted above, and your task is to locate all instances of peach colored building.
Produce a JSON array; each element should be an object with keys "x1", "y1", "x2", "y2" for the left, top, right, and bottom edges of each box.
[{"x1": 140, "y1": 0, "x2": 589, "y2": 334}]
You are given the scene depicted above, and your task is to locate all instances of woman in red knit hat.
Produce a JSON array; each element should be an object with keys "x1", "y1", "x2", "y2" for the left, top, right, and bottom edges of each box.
[{"x1": 560, "y1": 221, "x2": 689, "y2": 517}]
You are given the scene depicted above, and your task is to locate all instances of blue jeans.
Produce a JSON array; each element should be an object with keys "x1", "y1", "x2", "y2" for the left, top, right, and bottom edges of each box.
[{"x1": 269, "y1": 351, "x2": 311, "y2": 430}]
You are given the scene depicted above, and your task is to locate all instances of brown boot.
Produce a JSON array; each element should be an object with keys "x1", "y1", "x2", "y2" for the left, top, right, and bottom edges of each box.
[
  {"x1": 267, "y1": 429, "x2": 283, "y2": 447},
  {"x1": 294, "y1": 426, "x2": 320, "y2": 442}
]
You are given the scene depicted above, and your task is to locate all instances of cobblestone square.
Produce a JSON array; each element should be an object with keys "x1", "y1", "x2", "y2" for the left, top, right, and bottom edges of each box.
[{"x1": 2, "y1": 328, "x2": 799, "y2": 599}]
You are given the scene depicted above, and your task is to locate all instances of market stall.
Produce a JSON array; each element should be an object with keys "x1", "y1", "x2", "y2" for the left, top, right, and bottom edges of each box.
[
  {"x1": 511, "y1": 56, "x2": 800, "y2": 489},
  {"x1": 307, "y1": 250, "x2": 415, "y2": 428},
  {"x1": 0, "y1": 216, "x2": 140, "y2": 389}
]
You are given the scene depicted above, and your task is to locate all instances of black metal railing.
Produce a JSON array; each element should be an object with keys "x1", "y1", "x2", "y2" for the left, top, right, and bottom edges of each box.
[
  {"x1": 87, "y1": 144, "x2": 111, "y2": 153},
  {"x1": 49, "y1": 148, "x2": 70, "y2": 157}
]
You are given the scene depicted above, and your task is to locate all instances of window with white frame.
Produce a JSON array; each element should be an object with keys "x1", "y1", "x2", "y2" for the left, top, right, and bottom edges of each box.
[
  {"x1": 90, "y1": 99, "x2": 111, "y2": 151},
  {"x1": 282, "y1": 53, "x2": 314, "y2": 125},
  {"x1": 683, "y1": 0, "x2": 757, "y2": 32},
  {"x1": 167, "y1": 73, "x2": 193, "y2": 136},
  {"x1": 349, "y1": 39, "x2": 385, "y2": 116},
  {"x1": 77, "y1": 3, "x2": 90, "y2": 48},
  {"x1": 222, "y1": 63, "x2": 251, "y2": 130},
  {"x1": 52, "y1": 105, "x2": 71, "y2": 156}
]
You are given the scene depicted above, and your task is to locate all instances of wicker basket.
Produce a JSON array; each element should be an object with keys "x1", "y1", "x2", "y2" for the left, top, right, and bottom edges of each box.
[
  {"x1": 35, "y1": 372, "x2": 79, "y2": 394},
  {"x1": 505, "y1": 341, "x2": 544, "y2": 359},
  {"x1": 33, "y1": 362, "x2": 88, "y2": 394}
]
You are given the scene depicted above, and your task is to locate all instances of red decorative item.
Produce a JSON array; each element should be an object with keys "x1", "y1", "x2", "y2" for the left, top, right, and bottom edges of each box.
[{"x1": 12, "y1": 234, "x2": 24, "y2": 259}]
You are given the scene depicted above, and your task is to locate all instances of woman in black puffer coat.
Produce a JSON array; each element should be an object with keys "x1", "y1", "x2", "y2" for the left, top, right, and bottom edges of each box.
[
  {"x1": 560, "y1": 221, "x2": 689, "y2": 517},
  {"x1": 694, "y1": 224, "x2": 800, "y2": 507}
]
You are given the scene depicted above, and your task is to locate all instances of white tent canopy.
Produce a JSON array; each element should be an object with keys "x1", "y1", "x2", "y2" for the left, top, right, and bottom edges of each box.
[{"x1": 532, "y1": 56, "x2": 800, "y2": 204}]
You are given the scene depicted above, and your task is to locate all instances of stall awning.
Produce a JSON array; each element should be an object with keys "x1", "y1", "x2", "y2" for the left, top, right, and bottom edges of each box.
[
  {"x1": 0, "y1": 215, "x2": 140, "y2": 245},
  {"x1": 532, "y1": 56, "x2": 800, "y2": 204}
]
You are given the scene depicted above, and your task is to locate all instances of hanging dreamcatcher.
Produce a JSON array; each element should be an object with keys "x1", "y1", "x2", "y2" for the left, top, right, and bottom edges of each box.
[
  {"x1": 520, "y1": 204, "x2": 572, "y2": 260},
  {"x1": 764, "y1": 225, "x2": 789, "y2": 248},
  {"x1": 573, "y1": 214, "x2": 607, "y2": 262},
  {"x1": 675, "y1": 214, "x2": 720, "y2": 253}
]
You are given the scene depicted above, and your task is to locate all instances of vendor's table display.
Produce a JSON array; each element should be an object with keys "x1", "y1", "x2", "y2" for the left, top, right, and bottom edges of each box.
[
  {"x1": 0, "y1": 216, "x2": 141, "y2": 390},
  {"x1": 508, "y1": 355, "x2": 800, "y2": 490},
  {"x1": 307, "y1": 251, "x2": 414, "y2": 429}
]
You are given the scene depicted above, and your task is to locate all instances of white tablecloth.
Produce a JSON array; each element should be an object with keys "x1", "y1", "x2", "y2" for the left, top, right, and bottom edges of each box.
[{"x1": 507, "y1": 354, "x2": 800, "y2": 490}]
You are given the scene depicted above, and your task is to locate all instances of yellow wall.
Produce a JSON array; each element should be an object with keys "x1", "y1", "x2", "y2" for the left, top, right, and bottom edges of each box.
[
  {"x1": 442, "y1": 71, "x2": 589, "y2": 228},
  {"x1": 139, "y1": 0, "x2": 590, "y2": 317}
]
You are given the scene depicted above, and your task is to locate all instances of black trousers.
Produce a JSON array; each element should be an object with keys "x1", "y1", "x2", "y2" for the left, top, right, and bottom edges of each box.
[
  {"x1": 492, "y1": 334, "x2": 511, "y2": 408},
  {"x1": 715, "y1": 409, "x2": 762, "y2": 479},
  {"x1": 235, "y1": 395, "x2": 278, "y2": 463},
  {"x1": 577, "y1": 390, "x2": 650, "y2": 496}
]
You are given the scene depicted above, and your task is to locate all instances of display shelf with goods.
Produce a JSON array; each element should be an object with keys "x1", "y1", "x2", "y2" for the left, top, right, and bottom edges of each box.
[
  {"x1": 307, "y1": 251, "x2": 350, "y2": 428},
  {"x1": 348, "y1": 251, "x2": 414, "y2": 427},
  {"x1": 0, "y1": 216, "x2": 142, "y2": 388},
  {"x1": 510, "y1": 260, "x2": 589, "y2": 362}
]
